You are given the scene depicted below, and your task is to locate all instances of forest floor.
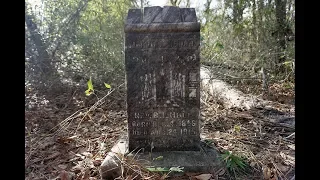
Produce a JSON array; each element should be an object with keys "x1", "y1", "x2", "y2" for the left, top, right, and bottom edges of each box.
[{"x1": 25, "y1": 81, "x2": 295, "y2": 180}]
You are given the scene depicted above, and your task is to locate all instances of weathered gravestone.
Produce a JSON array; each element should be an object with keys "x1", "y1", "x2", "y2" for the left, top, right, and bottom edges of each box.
[
  {"x1": 125, "y1": 6, "x2": 201, "y2": 152},
  {"x1": 100, "y1": 7, "x2": 222, "y2": 179}
]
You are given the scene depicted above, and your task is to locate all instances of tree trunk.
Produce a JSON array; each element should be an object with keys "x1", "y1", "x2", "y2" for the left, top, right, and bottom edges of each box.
[
  {"x1": 275, "y1": 0, "x2": 287, "y2": 73},
  {"x1": 169, "y1": 0, "x2": 182, "y2": 6},
  {"x1": 200, "y1": 66, "x2": 264, "y2": 110},
  {"x1": 186, "y1": 0, "x2": 191, "y2": 8},
  {"x1": 257, "y1": 0, "x2": 265, "y2": 42},
  {"x1": 251, "y1": 0, "x2": 257, "y2": 39},
  {"x1": 232, "y1": 0, "x2": 239, "y2": 23},
  {"x1": 232, "y1": 0, "x2": 244, "y2": 24},
  {"x1": 203, "y1": 0, "x2": 212, "y2": 27},
  {"x1": 25, "y1": 5, "x2": 55, "y2": 79}
]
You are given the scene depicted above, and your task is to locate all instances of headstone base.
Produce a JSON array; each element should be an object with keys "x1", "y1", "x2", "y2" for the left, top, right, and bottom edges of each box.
[{"x1": 100, "y1": 136, "x2": 223, "y2": 179}]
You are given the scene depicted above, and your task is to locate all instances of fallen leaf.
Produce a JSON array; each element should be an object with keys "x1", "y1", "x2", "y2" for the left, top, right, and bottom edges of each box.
[
  {"x1": 194, "y1": 174, "x2": 212, "y2": 180},
  {"x1": 104, "y1": 83, "x2": 111, "y2": 89},
  {"x1": 169, "y1": 166, "x2": 184, "y2": 172},
  {"x1": 287, "y1": 144, "x2": 295, "y2": 150},
  {"x1": 262, "y1": 166, "x2": 271, "y2": 180},
  {"x1": 146, "y1": 167, "x2": 170, "y2": 172}
]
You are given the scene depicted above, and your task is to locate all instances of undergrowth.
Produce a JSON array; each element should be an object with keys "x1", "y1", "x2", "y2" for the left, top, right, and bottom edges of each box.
[{"x1": 220, "y1": 151, "x2": 250, "y2": 177}]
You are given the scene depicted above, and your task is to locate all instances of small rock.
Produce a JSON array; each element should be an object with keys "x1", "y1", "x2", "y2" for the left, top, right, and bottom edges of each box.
[
  {"x1": 100, "y1": 152, "x2": 122, "y2": 180},
  {"x1": 287, "y1": 144, "x2": 295, "y2": 150}
]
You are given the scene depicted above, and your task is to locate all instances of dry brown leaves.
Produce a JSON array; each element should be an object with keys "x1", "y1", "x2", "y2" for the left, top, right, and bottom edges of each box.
[
  {"x1": 25, "y1": 82, "x2": 294, "y2": 180},
  {"x1": 25, "y1": 90, "x2": 127, "y2": 180},
  {"x1": 200, "y1": 93, "x2": 295, "y2": 180}
]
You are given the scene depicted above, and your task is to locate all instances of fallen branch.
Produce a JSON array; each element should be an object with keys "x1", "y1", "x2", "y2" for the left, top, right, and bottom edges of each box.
[
  {"x1": 200, "y1": 66, "x2": 264, "y2": 110},
  {"x1": 74, "y1": 83, "x2": 124, "y2": 134},
  {"x1": 258, "y1": 118, "x2": 295, "y2": 131}
]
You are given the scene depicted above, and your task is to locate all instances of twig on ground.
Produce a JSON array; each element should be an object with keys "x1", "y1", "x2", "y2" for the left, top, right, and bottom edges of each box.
[
  {"x1": 284, "y1": 132, "x2": 295, "y2": 139},
  {"x1": 50, "y1": 108, "x2": 87, "y2": 135},
  {"x1": 272, "y1": 161, "x2": 287, "y2": 180},
  {"x1": 74, "y1": 83, "x2": 124, "y2": 134}
]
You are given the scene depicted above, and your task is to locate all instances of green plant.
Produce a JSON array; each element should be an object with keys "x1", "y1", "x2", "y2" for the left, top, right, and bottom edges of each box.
[
  {"x1": 203, "y1": 139, "x2": 214, "y2": 147},
  {"x1": 146, "y1": 166, "x2": 184, "y2": 178},
  {"x1": 220, "y1": 151, "x2": 248, "y2": 175},
  {"x1": 234, "y1": 125, "x2": 241, "y2": 132},
  {"x1": 85, "y1": 77, "x2": 111, "y2": 96}
]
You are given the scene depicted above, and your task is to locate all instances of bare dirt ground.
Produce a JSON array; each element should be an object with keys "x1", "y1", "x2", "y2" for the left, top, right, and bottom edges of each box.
[{"x1": 25, "y1": 81, "x2": 294, "y2": 180}]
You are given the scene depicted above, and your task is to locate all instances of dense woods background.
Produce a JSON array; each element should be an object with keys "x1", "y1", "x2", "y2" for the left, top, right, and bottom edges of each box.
[{"x1": 25, "y1": 0, "x2": 295, "y2": 103}]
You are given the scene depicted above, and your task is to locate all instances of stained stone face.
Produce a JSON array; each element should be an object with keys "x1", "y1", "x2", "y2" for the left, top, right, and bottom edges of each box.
[{"x1": 125, "y1": 6, "x2": 200, "y2": 152}]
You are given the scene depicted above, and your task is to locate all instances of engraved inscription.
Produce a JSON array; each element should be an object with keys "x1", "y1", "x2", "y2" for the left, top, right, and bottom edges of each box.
[
  {"x1": 127, "y1": 39, "x2": 197, "y2": 49},
  {"x1": 131, "y1": 129, "x2": 148, "y2": 135},
  {"x1": 171, "y1": 72, "x2": 185, "y2": 100},
  {"x1": 130, "y1": 116, "x2": 198, "y2": 137},
  {"x1": 189, "y1": 72, "x2": 197, "y2": 82},
  {"x1": 131, "y1": 127, "x2": 197, "y2": 136},
  {"x1": 125, "y1": 27, "x2": 200, "y2": 151},
  {"x1": 141, "y1": 72, "x2": 156, "y2": 101},
  {"x1": 186, "y1": 54, "x2": 196, "y2": 62},
  {"x1": 133, "y1": 111, "x2": 189, "y2": 119},
  {"x1": 189, "y1": 88, "x2": 197, "y2": 98}
]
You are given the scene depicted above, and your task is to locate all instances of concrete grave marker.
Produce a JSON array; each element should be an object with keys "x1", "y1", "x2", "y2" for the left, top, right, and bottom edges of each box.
[
  {"x1": 100, "y1": 7, "x2": 222, "y2": 179},
  {"x1": 125, "y1": 6, "x2": 201, "y2": 152}
]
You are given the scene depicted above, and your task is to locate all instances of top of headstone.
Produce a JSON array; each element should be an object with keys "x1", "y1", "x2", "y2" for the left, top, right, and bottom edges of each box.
[{"x1": 126, "y1": 6, "x2": 198, "y2": 24}]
